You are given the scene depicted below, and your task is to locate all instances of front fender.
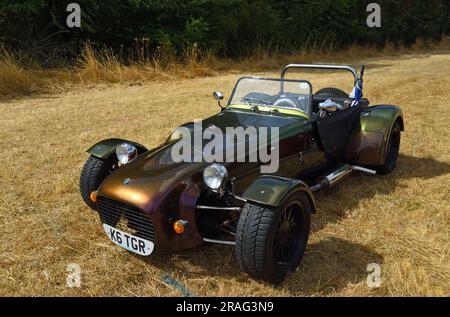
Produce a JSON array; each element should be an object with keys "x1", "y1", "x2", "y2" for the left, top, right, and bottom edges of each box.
[
  {"x1": 242, "y1": 175, "x2": 317, "y2": 213},
  {"x1": 87, "y1": 138, "x2": 148, "y2": 159}
]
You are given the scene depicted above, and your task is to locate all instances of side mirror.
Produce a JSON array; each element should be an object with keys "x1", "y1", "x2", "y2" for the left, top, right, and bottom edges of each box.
[
  {"x1": 213, "y1": 91, "x2": 224, "y2": 101},
  {"x1": 319, "y1": 99, "x2": 339, "y2": 113},
  {"x1": 213, "y1": 91, "x2": 224, "y2": 109}
]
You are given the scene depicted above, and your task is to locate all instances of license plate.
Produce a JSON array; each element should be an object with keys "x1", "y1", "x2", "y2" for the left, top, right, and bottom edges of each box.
[{"x1": 103, "y1": 223, "x2": 154, "y2": 256}]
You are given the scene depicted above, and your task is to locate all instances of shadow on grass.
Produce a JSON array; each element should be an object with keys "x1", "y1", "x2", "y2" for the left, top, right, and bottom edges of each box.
[
  {"x1": 284, "y1": 237, "x2": 383, "y2": 295},
  {"x1": 311, "y1": 154, "x2": 450, "y2": 233},
  {"x1": 136, "y1": 237, "x2": 382, "y2": 295},
  {"x1": 135, "y1": 154, "x2": 449, "y2": 294}
]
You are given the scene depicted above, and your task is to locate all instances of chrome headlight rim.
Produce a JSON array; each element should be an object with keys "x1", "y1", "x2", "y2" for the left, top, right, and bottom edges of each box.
[
  {"x1": 203, "y1": 163, "x2": 228, "y2": 191},
  {"x1": 115, "y1": 143, "x2": 138, "y2": 165}
]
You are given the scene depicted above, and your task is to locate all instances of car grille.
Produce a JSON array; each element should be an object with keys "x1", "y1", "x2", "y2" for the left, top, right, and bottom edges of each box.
[{"x1": 97, "y1": 195, "x2": 155, "y2": 242}]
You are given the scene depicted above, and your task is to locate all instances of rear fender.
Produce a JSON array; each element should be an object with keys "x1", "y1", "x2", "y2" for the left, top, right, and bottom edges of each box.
[
  {"x1": 242, "y1": 175, "x2": 317, "y2": 213},
  {"x1": 87, "y1": 138, "x2": 148, "y2": 159},
  {"x1": 347, "y1": 105, "x2": 403, "y2": 165}
]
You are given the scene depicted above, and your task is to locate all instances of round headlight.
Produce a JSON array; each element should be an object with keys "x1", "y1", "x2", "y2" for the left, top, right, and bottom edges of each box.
[
  {"x1": 203, "y1": 163, "x2": 228, "y2": 190},
  {"x1": 116, "y1": 143, "x2": 138, "y2": 165}
]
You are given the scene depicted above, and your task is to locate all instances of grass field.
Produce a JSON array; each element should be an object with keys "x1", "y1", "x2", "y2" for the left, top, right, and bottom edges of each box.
[{"x1": 1, "y1": 51, "x2": 449, "y2": 296}]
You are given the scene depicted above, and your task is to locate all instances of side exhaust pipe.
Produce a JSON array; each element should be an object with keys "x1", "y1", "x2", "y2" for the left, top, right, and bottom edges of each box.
[
  {"x1": 309, "y1": 164, "x2": 376, "y2": 192},
  {"x1": 350, "y1": 165, "x2": 377, "y2": 175}
]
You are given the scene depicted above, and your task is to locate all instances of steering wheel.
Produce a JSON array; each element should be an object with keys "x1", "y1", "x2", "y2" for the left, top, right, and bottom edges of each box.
[{"x1": 273, "y1": 97, "x2": 298, "y2": 109}]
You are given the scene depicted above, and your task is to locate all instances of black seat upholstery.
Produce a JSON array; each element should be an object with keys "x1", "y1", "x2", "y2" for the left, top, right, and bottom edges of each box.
[{"x1": 315, "y1": 106, "x2": 362, "y2": 157}]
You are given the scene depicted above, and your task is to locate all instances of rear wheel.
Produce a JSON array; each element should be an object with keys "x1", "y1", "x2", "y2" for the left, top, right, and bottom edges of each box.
[
  {"x1": 235, "y1": 192, "x2": 311, "y2": 283},
  {"x1": 79, "y1": 155, "x2": 117, "y2": 210},
  {"x1": 376, "y1": 121, "x2": 401, "y2": 175}
]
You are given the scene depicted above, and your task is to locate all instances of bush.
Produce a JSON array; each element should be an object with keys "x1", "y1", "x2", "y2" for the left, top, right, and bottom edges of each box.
[{"x1": 0, "y1": 0, "x2": 449, "y2": 64}]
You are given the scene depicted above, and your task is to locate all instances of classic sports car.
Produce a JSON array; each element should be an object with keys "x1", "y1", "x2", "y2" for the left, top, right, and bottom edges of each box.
[{"x1": 80, "y1": 64, "x2": 403, "y2": 283}]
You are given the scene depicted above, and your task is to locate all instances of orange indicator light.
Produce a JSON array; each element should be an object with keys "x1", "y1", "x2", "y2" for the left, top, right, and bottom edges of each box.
[
  {"x1": 173, "y1": 220, "x2": 188, "y2": 234},
  {"x1": 90, "y1": 191, "x2": 98, "y2": 203}
]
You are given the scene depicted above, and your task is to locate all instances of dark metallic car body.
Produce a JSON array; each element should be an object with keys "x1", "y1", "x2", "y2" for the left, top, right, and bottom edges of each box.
[{"x1": 86, "y1": 63, "x2": 403, "y2": 253}]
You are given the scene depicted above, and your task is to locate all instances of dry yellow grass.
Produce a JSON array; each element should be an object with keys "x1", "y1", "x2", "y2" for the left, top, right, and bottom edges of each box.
[
  {"x1": 1, "y1": 38, "x2": 449, "y2": 99},
  {"x1": 0, "y1": 51, "x2": 449, "y2": 296},
  {"x1": 0, "y1": 43, "x2": 217, "y2": 99}
]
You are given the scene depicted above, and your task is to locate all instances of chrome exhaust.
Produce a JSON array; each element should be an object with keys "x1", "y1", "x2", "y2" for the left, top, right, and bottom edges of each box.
[
  {"x1": 324, "y1": 164, "x2": 353, "y2": 187},
  {"x1": 350, "y1": 165, "x2": 377, "y2": 175},
  {"x1": 309, "y1": 164, "x2": 376, "y2": 192}
]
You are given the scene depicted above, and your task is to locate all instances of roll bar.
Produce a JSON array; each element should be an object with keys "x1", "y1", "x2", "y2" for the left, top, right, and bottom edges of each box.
[
  {"x1": 281, "y1": 64, "x2": 364, "y2": 84},
  {"x1": 280, "y1": 64, "x2": 365, "y2": 98}
]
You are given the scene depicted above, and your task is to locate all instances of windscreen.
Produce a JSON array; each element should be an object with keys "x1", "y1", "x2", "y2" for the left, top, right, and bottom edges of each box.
[{"x1": 228, "y1": 78, "x2": 312, "y2": 114}]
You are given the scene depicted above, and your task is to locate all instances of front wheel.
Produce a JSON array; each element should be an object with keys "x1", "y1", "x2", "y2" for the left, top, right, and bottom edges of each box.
[
  {"x1": 235, "y1": 192, "x2": 311, "y2": 283},
  {"x1": 79, "y1": 155, "x2": 116, "y2": 210}
]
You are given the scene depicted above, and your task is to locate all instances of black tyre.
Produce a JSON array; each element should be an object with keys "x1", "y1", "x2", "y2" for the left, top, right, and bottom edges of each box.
[
  {"x1": 79, "y1": 155, "x2": 116, "y2": 210},
  {"x1": 376, "y1": 121, "x2": 401, "y2": 175},
  {"x1": 235, "y1": 192, "x2": 311, "y2": 283},
  {"x1": 314, "y1": 87, "x2": 348, "y2": 99}
]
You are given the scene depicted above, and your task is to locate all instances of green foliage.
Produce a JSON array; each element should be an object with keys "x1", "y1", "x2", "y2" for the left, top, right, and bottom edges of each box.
[{"x1": 0, "y1": 0, "x2": 448, "y2": 61}]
